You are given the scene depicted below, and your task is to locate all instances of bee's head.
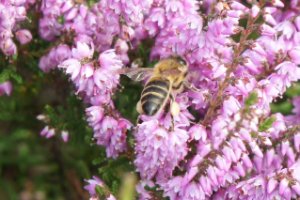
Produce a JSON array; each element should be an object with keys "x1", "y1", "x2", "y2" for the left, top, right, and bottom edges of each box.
[
  {"x1": 176, "y1": 57, "x2": 187, "y2": 66},
  {"x1": 173, "y1": 56, "x2": 188, "y2": 73},
  {"x1": 172, "y1": 56, "x2": 187, "y2": 66}
]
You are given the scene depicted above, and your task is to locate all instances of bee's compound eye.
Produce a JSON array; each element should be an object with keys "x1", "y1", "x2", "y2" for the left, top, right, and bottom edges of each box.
[
  {"x1": 178, "y1": 61, "x2": 188, "y2": 72},
  {"x1": 177, "y1": 57, "x2": 187, "y2": 66}
]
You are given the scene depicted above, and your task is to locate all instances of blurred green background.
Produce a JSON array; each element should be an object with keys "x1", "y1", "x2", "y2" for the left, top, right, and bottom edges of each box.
[{"x1": 0, "y1": 51, "x2": 139, "y2": 199}]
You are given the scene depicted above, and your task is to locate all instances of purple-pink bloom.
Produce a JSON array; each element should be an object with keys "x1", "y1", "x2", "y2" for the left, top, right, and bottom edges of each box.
[
  {"x1": 15, "y1": 29, "x2": 32, "y2": 44},
  {"x1": 135, "y1": 120, "x2": 189, "y2": 181},
  {"x1": 84, "y1": 176, "x2": 104, "y2": 196},
  {"x1": 61, "y1": 130, "x2": 69, "y2": 142},
  {"x1": 40, "y1": 126, "x2": 55, "y2": 139},
  {"x1": 0, "y1": 81, "x2": 12, "y2": 96}
]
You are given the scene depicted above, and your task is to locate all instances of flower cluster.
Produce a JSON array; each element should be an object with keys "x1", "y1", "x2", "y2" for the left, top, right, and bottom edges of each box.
[
  {"x1": 0, "y1": 0, "x2": 33, "y2": 56},
  {"x1": 84, "y1": 176, "x2": 117, "y2": 200},
  {"x1": 37, "y1": 114, "x2": 69, "y2": 142},
  {"x1": 57, "y1": 43, "x2": 132, "y2": 158},
  {"x1": 24, "y1": 0, "x2": 300, "y2": 199}
]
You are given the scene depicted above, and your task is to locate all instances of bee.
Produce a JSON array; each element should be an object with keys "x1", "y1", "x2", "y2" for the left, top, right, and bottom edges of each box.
[{"x1": 121, "y1": 57, "x2": 189, "y2": 118}]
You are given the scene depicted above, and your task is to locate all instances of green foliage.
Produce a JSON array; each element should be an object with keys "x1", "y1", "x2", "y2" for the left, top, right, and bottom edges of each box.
[
  {"x1": 0, "y1": 67, "x2": 23, "y2": 84},
  {"x1": 0, "y1": 67, "x2": 105, "y2": 199},
  {"x1": 271, "y1": 83, "x2": 300, "y2": 115},
  {"x1": 0, "y1": 45, "x2": 133, "y2": 199},
  {"x1": 245, "y1": 92, "x2": 258, "y2": 107},
  {"x1": 259, "y1": 116, "x2": 276, "y2": 132},
  {"x1": 113, "y1": 76, "x2": 143, "y2": 123},
  {"x1": 270, "y1": 101, "x2": 293, "y2": 115}
]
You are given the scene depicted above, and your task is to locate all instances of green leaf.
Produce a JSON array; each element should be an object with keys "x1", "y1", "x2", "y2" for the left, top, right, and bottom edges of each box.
[
  {"x1": 12, "y1": 54, "x2": 18, "y2": 61},
  {"x1": 10, "y1": 72, "x2": 23, "y2": 84},
  {"x1": 285, "y1": 82, "x2": 300, "y2": 97},
  {"x1": 245, "y1": 92, "x2": 258, "y2": 107},
  {"x1": 57, "y1": 15, "x2": 65, "y2": 24},
  {"x1": 0, "y1": 68, "x2": 13, "y2": 83},
  {"x1": 95, "y1": 185, "x2": 105, "y2": 197},
  {"x1": 270, "y1": 101, "x2": 293, "y2": 115},
  {"x1": 259, "y1": 116, "x2": 276, "y2": 132},
  {"x1": 0, "y1": 67, "x2": 22, "y2": 84}
]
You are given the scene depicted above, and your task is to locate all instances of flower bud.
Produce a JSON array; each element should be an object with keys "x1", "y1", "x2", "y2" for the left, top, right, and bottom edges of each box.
[
  {"x1": 279, "y1": 178, "x2": 289, "y2": 195},
  {"x1": 271, "y1": 0, "x2": 284, "y2": 7},
  {"x1": 295, "y1": 16, "x2": 300, "y2": 31},
  {"x1": 61, "y1": 131, "x2": 69, "y2": 142},
  {"x1": 251, "y1": 5, "x2": 260, "y2": 18},
  {"x1": 1, "y1": 39, "x2": 17, "y2": 55},
  {"x1": 288, "y1": 47, "x2": 300, "y2": 65},
  {"x1": 0, "y1": 81, "x2": 12, "y2": 96},
  {"x1": 260, "y1": 24, "x2": 276, "y2": 36},
  {"x1": 267, "y1": 178, "x2": 278, "y2": 194},
  {"x1": 15, "y1": 29, "x2": 32, "y2": 45}
]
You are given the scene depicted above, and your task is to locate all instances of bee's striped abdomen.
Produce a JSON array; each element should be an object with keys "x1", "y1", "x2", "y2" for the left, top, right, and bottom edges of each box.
[{"x1": 141, "y1": 79, "x2": 170, "y2": 116}]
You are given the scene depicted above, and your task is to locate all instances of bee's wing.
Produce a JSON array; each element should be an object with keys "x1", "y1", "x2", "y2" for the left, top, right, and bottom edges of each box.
[{"x1": 119, "y1": 68, "x2": 154, "y2": 82}]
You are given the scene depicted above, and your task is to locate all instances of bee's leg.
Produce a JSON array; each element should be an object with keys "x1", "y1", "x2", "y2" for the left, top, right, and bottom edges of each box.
[
  {"x1": 136, "y1": 100, "x2": 143, "y2": 114},
  {"x1": 136, "y1": 116, "x2": 143, "y2": 125},
  {"x1": 170, "y1": 99, "x2": 180, "y2": 117},
  {"x1": 169, "y1": 94, "x2": 180, "y2": 130},
  {"x1": 136, "y1": 100, "x2": 143, "y2": 125},
  {"x1": 184, "y1": 81, "x2": 201, "y2": 92}
]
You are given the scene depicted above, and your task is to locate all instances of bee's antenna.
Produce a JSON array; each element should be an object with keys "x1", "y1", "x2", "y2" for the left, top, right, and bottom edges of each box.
[{"x1": 175, "y1": 43, "x2": 178, "y2": 56}]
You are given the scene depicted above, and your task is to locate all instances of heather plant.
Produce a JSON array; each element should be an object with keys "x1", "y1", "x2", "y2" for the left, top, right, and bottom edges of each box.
[{"x1": 1, "y1": 0, "x2": 300, "y2": 199}]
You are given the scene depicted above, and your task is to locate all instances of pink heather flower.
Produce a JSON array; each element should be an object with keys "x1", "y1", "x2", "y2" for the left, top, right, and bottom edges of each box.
[
  {"x1": 86, "y1": 106, "x2": 104, "y2": 126},
  {"x1": 160, "y1": 176, "x2": 183, "y2": 200},
  {"x1": 106, "y1": 195, "x2": 116, "y2": 200},
  {"x1": 227, "y1": 161, "x2": 300, "y2": 199},
  {"x1": 135, "y1": 120, "x2": 189, "y2": 181},
  {"x1": 57, "y1": 47, "x2": 128, "y2": 157},
  {"x1": 288, "y1": 46, "x2": 300, "y2": 64},
  {"x1": 0, "y1": 38, "x2": 17, "y2": 55},
  {"x1": 40, "y1": 126, "x2": 55, "y2": 139},
  {"x1": 188, "y1": 124, "x2": 207, "y2": 141},
  {"x1": 114, "y1": 39, "x2": 129, "y2": 54},
  {"x1": 271, "y1": 0, "x2": 284, "y2": 8},
  {"x1": 188, "y1": 88, "x2": 209, "y2": 110},
  {"x1": 295, "y1": 16, "x2": 300, "y2": 31},
  {"x1": 15, "y1": 29, "x2": 32, "y2": 44},
  {"x1": 98, "y1": 49, "x2": 123, "y2": 70},
  {"x1": 0, "y1": 1, "x2": 30, "y2": 55},
  {"x1": 136, "y1": 180, "x2": 155, "y2": 200},
  {"x1": 286, "y1": 97, "x2": 300, "y2": 125},
  {"x1": 84, "y1": 176, "x2": 104, "y2": 196},
  {"x1": 86, "y1": 106, "x2": 131, "y2": 158},
  {"x1": 0, "y1": 81, "x2": 12, "y2": 96},
  {"x1": 39, "y1": 44, "x2": 71, "y2": 72},
  {"x1": 294, "y1": 133, "x2": 300, "y2": 152},
  {"x1": 36, "y1": 114, "x2": 47, "y2": 121},
  {"x1": 38, "y1": 17, "x2": 62, "y2": 41},
  {"x1": 61, "y1": 131, "x2": 69, "y2": 142},
  {"x1": 55, "y1": 44, "x2": 72, "y2": 63},
  {"x1": 222, "y1": 96, "x2": 241, "y2": 117},
  {"x1": 71, "y1": 42, "x2": 94, "y2": 60},
  {"x1": 144, "y1": 8, "x2": 166, "y2": 36},
  {"x1": 251, "y1": 5, "x2": 260, "y2": 18},
  {"x1": 58, "y1": 58, "x2": 81, "y2": 81},
  {"x1": 84, "y1": 176, "x2": 116, "y2": 200}
]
